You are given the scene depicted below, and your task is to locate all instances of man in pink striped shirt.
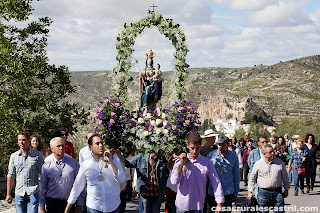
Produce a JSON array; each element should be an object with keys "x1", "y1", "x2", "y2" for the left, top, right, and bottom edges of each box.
[{"x1": 171, "y1": 132, "x2": 224, "y2": 213}]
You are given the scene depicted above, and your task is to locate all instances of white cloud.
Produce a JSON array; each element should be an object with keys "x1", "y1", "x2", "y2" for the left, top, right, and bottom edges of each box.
[
  {"x1": 248, "y1": 0, "x2": 312, "y2": 27},
  {"x1": 12, "y1": 0, "x2": 316, "y2": 71}
]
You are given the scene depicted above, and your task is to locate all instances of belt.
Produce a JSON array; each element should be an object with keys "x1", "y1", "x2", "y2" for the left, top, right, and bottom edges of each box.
[{"x1": 260, "y1": 187, "x2": 281, "y2": 192}]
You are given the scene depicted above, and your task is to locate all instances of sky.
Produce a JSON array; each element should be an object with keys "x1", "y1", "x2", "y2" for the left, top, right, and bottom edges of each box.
[{"x1": 26, "y1": 0, "x2": 320, "y2": 71}]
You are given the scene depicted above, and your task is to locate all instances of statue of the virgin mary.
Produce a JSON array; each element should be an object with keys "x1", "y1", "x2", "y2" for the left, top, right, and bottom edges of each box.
[{"x1": 136, "y1": 49, "x2": 162, "y2": 109}]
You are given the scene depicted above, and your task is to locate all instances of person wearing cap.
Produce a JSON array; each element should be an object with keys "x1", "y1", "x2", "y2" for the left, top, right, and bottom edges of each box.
[
  {"x1": 207, "y1": 136, "x2": 240, "y2": 213},
  {"x1": 200, "y1": 129, "x2": 219, "y2": 157}
]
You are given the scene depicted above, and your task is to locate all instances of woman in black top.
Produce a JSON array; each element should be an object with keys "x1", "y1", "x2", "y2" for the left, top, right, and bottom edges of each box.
[{"x1": 302, "y1": 133, "x2": 319, "y2": 192}]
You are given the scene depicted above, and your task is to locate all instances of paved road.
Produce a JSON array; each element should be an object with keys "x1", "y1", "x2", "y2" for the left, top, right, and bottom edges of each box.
[{"x1": 2, "y1": 176, "x2": 320, "y2": 213}]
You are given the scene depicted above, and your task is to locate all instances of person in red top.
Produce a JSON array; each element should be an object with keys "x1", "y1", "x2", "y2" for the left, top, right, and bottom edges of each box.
[
  {"x1": 55, "y1": 128, "x2": 76, "y2": 159},
  {"x1": 242, "y1": 139, "x2": 255, "y2": 186}
]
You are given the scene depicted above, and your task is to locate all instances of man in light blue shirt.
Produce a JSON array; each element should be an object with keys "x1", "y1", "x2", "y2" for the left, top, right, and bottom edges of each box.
[
  {"x1": 248, "y1": 136, "x2": 268, "y2": 171},
  {"x1": 79, "y1": 133, "x2": 94, "y2": 164},
  {"x1": 207, "y1": 135, "x2": 240, "y2": 213}
]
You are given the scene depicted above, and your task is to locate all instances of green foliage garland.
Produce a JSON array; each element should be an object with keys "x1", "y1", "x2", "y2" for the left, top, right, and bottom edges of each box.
[{"x1": 112, "y1": 11, "x2": 189, "y2": 103}]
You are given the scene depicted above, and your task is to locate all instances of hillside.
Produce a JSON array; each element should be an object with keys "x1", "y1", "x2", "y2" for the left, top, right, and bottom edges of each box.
[{"x1": 69, "y1": 55, "x2": 320, "y2": 124}]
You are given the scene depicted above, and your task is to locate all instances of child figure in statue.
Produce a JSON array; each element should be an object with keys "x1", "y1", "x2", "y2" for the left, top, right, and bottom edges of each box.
[{"x1": 137, "y1": 49, "x2": 162, "y2": 110}]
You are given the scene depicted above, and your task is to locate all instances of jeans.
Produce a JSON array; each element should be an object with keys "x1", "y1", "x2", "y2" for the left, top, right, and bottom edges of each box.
[
  {"x1": 176, "y1": 207, "x2": 203, "y2": 213},
  {"x1": 140, "y1": 195, "x2": 163, "y2": 213},
  {"x1": 206, "y1": 194, "x2": 234, "y2": 213},
  {"x1": 257, "y1": 188, "x2": 284, "y2": 213},
  {"x1": 292, "y1": 167, "x2": 305, "y2": 192},
  {"x1": 87, "y1": 205, "x2": 120, "y2": 213},
  {"x1": 15, "y1": 192, "x2": 39, "y2": 213}
]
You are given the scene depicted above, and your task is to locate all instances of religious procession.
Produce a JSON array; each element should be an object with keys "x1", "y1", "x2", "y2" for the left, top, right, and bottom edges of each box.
[
  {"x1": 5, "y1": 49, "x2": 320, "y2": 213},
  {"x1": 2, "y1": 4, "x2": 320, "y2": 213}
]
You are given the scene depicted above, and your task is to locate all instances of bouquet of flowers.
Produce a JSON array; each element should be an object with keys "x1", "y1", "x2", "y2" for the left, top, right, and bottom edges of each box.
[
  {"x1": 92, "y1": 96, "x2": 131, "y2": 150},
  {"x1": 126, "y1": 107, "x2": 173, "y2": 153},
  {"x1": 166, "y1": 99, "x2": 201, "y2": 152}
]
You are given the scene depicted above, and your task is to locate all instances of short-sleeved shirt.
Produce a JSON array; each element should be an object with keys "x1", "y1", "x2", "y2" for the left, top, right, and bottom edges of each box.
[{"x1": 7, "y1": 147, "x2": 44, "y2": 196}]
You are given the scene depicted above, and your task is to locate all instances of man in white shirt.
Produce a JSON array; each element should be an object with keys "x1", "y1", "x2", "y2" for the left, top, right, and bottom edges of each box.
[
  {"x1": 79, "y1": 133, "x2": 94, "y2": 164},
  {"x1": 65, "y1": 134, "x2": 125, "y2": 213}
]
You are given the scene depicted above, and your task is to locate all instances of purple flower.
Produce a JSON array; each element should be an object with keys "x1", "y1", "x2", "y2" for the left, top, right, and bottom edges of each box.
[
  {"x1": 94, "y1": 126, "x2": 98, "y2": 133},
  {"x1": 130, "y1": 118, "x2": 137, "y2": 127},
  {"x1": 114, "y1": 103, "x2": 120, "y2": 108},
  {"x1": 178, "y1": 131, "x2": 182, "y2": 134}
]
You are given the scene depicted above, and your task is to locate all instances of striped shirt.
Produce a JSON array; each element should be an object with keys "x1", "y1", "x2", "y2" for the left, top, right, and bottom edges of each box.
[{"x1": 7, "y1": 147, "x2": 44, "y2": 196}]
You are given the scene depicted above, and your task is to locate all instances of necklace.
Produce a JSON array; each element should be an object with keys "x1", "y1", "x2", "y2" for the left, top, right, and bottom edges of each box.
[{"x1": 92, "y1": 158, "x2": 104, "y2": 181}]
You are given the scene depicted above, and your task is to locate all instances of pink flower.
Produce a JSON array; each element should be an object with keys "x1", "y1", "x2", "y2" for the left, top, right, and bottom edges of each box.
[
  {"x1": 187, "y1": 106, "x2": 192, "y2": 111},
  {"x1": 104, "y1": 99, "x2": 110, "y2": 104},
  {"x1": 145, "y1": 120, "x2": 153, "y2": 131},
  {"x1": 187, "y1": 114, "x2": 192, "y2": 118},
  {"x1": 98, "y1": 131, "x2": 103, "y2": 136},
  {"x1": 178, "y1": 107, "x2": 185, "y2": 112},
  {"x1": 154, "y1": 108, "x2": 161, "y2": 117},
  {"x1": 185, "y1": 120, "x2": 190, "y2": 125},
  {"x1": 98, "y1": 107, "x2": 103, "y2": 112},
  {"x1": 163, "y1": 120, "x2": 169, "y2": 126},
  {"x1": 95, "y1": 113, "x2": 99, "y2": 118},
  {"x1": 114, "y1": 103, "x2": 120, "y2": 108},
  {"x1": 110, "y1": 112, "x2": 116, "y2": 117},
  {"x1": 195, "y1": 120, "x2": 200, "y2": 124},
  {"x1": 98, "y1": 120, "x2": 103, "y2": 125},
  {"x1": 172, "y1": 125, "x2": 177, "y2": 130},
  {"x1": 109, "y1": 119, "x2": 115, "y2": 125}
]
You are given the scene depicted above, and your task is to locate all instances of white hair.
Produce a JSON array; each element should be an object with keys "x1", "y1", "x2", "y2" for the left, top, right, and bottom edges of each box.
[
  {"x1": 50, "y1": 137, "x2": 63, "y2": 148},
  {"x1": 261, "y1": 144, "x2": 273, "y2": 155}
]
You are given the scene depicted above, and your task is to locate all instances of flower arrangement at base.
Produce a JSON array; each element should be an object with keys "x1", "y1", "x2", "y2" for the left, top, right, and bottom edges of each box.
[
  {"x1": 126, "y1": 108, "x2": 173, "y2": 153},
  {"x1": 92, "y1": 96, "x2": 131, "y2": 150},
  {"x1": 93, "y1": 97, "x2": 201, "y2": 155}
]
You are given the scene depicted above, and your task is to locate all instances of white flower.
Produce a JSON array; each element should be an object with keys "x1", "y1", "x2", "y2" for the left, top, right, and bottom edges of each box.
[
  {"x1": 144, "y1": 131, "x2": 149, "y2": 137},
  {"x1": 138, "y1": 118, "x2": 144, "y2": 124},
  {"x1": 151, "y1": 120, "x2": 156, "y2": 126},
  {"x1": 156, "y1": 119, "x2": 162, "y2": 126},
  {"x1": 163, "y1": 129, "x2": 169, "y2": 135},
  {"x1": 130, "y1": 128, "x2": 135, "y2": 134},
  {"x1": 156, "y1": 128, "x2": 161, "y2": 135},
  {"x1": 161, "y1": 113, "x2": 166, "y2": 119},
  {"x1": 146, "y1": 113, "x2": 152, "y2": 119},
  {"x1": 133, "y1": 113, "x2": 138, "y2": 119}
]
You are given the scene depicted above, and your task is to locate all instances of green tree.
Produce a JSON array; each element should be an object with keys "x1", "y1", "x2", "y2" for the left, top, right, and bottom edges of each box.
[
  {"x1": 234, "y1": 127, "x2": 246, "y2": 141},
  {"x1": 275, "y1": 117, "x2": 320, "y2": 142},
  {"x1": 0, "y1": 0, "x2": 89, "y2": 176},
  {"x1": 248, "y1": 122, "x2": 270, "y2": 142},
  {"x1": 200, "y1": 119, "x2": 215, "y2": 134}
]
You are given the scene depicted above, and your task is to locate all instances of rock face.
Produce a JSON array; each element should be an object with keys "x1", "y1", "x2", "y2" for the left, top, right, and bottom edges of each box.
[
  {"x1": 69, "y1": 55, "x2": 320, "y2": 124},
  {"x1": 197, "y1": 96, "x2": 274, "y2": 125}
]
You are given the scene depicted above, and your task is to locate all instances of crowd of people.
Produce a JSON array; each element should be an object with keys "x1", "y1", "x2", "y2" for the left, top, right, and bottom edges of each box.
[{"x1": 5, "y1": 128, "x2": 320, "y2": 213}]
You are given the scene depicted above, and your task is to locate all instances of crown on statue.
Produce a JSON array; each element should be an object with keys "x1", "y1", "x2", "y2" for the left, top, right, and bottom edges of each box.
[{"x1": 146, "y1": 49, "x2": 156, "y2": 59}]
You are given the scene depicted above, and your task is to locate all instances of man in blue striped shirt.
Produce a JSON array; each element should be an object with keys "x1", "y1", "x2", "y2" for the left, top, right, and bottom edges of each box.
[{"x1": 6, "y1": 131, "x2": 44, "y2": 213}]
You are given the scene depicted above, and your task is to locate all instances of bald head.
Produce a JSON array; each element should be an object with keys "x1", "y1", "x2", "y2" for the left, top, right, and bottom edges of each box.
[{"x1": 86, "y1": 133, "x2": 94, "y2": 144}]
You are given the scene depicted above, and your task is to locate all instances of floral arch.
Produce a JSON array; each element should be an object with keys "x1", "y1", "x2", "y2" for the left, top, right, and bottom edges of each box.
[{"x1": 111, "y1": 11, "x2": 189, "y2": 103}]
